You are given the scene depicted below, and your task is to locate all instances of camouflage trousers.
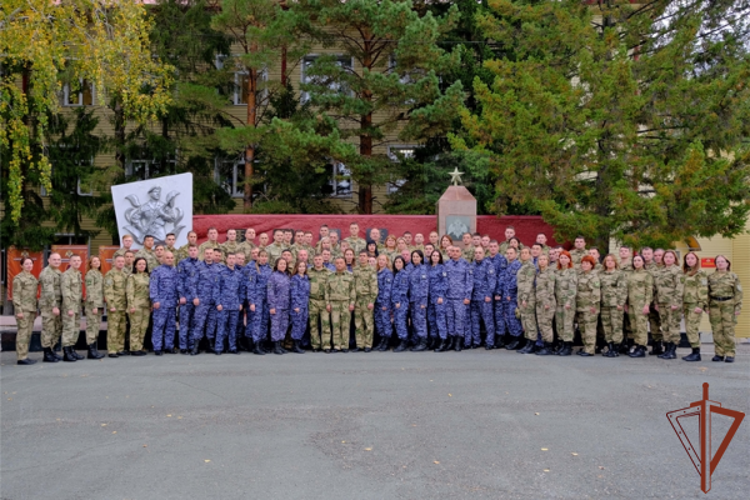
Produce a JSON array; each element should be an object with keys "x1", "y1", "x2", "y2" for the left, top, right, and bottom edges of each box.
[
  {"x1": 41, "y1": 308, "x2": 62, "y2": 348},
  {"x1": 427, "y1": 301, "x2": 447, "y2": 340},
  {"x1": 62, "y1": 309, "x2": 81, "y2": 347},
  {"x1": 309, "y1": 298, "x2": 331, "y2": 350},
  {"x1": 85, "y1": 307, "x2": 102, "y2": 346},
  {"x1": 683, "y1": 304, "x2": 703, "y2": 349},
  {"x1": 575, "y1": 309, "x2": 599, "y2": 354},
  {"x1": 291, "y1": 307, "x2": 308, "y2": 341},
  {"x1": 709, "y1": 301, "x2": 737, "y2": 357},
  {"x1": 15, "y1": 312, "x2": 35, "y2": 360},
  {"x1": 354, "y1": 298, "x2": 376, "y2": 348},
  {"x1": 329, "y1": 301, "x2": 351, "y2": 351},
  {"x1": 521, "y1": 300, "x2": 538, "y2": 342},
  {"x1": 128, "y1": 307, "x2": 150, "y2": 351},
  {"x1": 107, "y1": 310, "x2": 127, "y2": 353},
  {"x1": 555, "y1": 305, "x2": 575, "y2": 342},
  {"x1": 628, "y1": 305, "x2": 650, "y2": 347},
  {"x1": 394, "y1": 303, "x2": 409, "y2": 340},
  {"x1": 535, "y1": 301, "x2": 555, "y2": 343},
  {"x1": 648, "y1": 303, "x2": 662, "y2": 342},
  {"x1": 658, "y1": 303, "x2": 681, "y2": 345},
  {"x1": 600, "y1": 306, "x2": 624, "y2": 344},
  {"x1": 375, "y1": 302, "x2": 393, "y2": 340}
]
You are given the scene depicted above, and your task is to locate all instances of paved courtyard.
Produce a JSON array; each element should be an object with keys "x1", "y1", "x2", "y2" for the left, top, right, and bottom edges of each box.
[{"x1": 1, "y1": 346, "x2": 748, "y2": 500}]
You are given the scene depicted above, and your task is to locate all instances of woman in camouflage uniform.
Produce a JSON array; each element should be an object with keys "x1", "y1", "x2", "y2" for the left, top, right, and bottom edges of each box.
[
  {"x1": 681, "y1": 252, "x2": 708, "y2": 362},
  {"x1": 600, "y1": 255, "x2": 627, "y2": 357},
  {"x1": 13, "y1": 257, "x2": 38, "y2": 365},
  {"x1": 555, "y1": 251, "x2": 577, "y2": 356},
  {"x1": 707, "y1": 255, "x2": 743, "y2": 363},
  {"x1": 534, "y1": 254, "x2": 556, "y2": 355},
  {"x1": 84, "y1": 256, "x2": 105, "y2": 359},
  {"x1": 654, "y1": 250, "x2": 684, "y2": 360},
  {"x1": 626, "y1": 254, "x2": 653, "y2": 358},
  {"x1": 517, "y1": 247, "x2": 538, "y2": 354},
  {"x1": 575, "y1": 256, "x2": 601, "y2": 356},
  {"x1": 126, "y1": 257, "x2": 151, "y2": 356}
]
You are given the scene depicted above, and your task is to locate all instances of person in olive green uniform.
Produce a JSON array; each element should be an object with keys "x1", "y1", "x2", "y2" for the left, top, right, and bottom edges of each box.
[
  {"x1": 352, "y1": 250, "x2": 379, "y2": 351},
  {"x1": 113, "y1": 235, "x2": 134, "y2": 259},
  {"x1": 127, "y1": 257, "x2": 152, "y2": 355},
  {"x1": 599, "y1": 255, "x2": 627, "y2": 357},
  {"x1": 555, "y1": 251, "x2": 578, "y2": 356},
  {"x1": 681, "y1": 251, "x2": 708, "y2": 362},
  {"x1": 707, "y1": 255, "x2": 743, "y2": 363},
  {"x1": 266, "y1": 229, "x2": 285, "y2": 267},
  {"x1": 39, "y1": 253, "x2": 63, "y2": 362},
  {"x1": 325, "y1": 257, "x2": 356, "y2": 352},
  {"x1": 84, "y1": 256, "x2": 105, "y2": 359},
  {"x1": 135, "y1": 236, "x2": 160, "y2": 271},
  {"x1": 61, "y1": 255, "x2": 84, "y2": 362},
  {"x1": 644, "y1": 248, "x2": 665, "y2": 354},
  {"x1": 343, "y1": 222, "x2": 367, "y2": 255},
  {"x1": 13, "y1": 257, "x2": 38, "y2": 364},
  {"x1": 517, "y1": 248, "x2": 538, "y2": 353},
  {"x1": 177, "y1": 231, "x2": 199, "y2": 262},
  {"x1": 575, "y1": 255, "x2": 601, "y2": 356},
  {"x1": 534, "y1": 254, "x2": 556, "y2": 355},
  {"x1": 618, "y1": 246, "x2": 635, "y2": 353},
  {"x1": 105, "y1": 255, "x2": 129, "y2": 357},
  {"x1": 198, "y1": 228, "x2": 220, "y2": 262},
  {"x1": 569, "y1": 236, "x2": 587, "y2": 269},
  {"x1": 626, "y1": 254, "x2": 653, "y2": 357},
  {"x1": 308, "y1": 254, "x2": 332, "y2": 351},
  {"x1": 654, "y1": 250, "x2": 684, "y2": 360}
]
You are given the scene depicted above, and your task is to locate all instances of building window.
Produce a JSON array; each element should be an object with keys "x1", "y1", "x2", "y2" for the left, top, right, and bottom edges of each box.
[
  {"x1": 329, "y1": 162, "x2": 352, "y2": 197},
  {"x1": 39, "y1": 155, "x2": 94, "y2": 197},
  {"x1": 215, "y1": 157, "x2": 245, "y2": 198},
  {"x1": 234, "y1": 70, "x2": 268, "y2": 106},
  {"x1": 63, "y1": 79, "x2": 94, "y2": 106},
  {"x1": 386, "y1": 146, "x2": 415, "y2": 194},
  {"x1": 125, "y1": 156, "x2": 177, "y2": 180},
  {"x1": 301, "y1": 55, "x2": 353, "y2": 103}
]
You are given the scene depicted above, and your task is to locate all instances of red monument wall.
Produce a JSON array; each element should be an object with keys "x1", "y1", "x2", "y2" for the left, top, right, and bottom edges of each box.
[{"x1": 193, "y1": 214, "x2": 561, "y2": 248}]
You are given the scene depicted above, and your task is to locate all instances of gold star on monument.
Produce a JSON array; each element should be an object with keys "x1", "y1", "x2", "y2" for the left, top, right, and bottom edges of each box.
[{"x1": 449, "y1": 168, "x2": 464, "y2": 186}]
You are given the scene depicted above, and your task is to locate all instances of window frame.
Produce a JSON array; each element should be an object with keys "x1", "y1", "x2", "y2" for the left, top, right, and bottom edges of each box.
[
  {"x1": 300, "y1": 54, "x2": 355, "y2": 103},
  {"x1": 62, "y1": 79, "x2": 94, "y2": 107},
  {"x1": 386, "y1": 145, "x2": 416, "y2": 195}
]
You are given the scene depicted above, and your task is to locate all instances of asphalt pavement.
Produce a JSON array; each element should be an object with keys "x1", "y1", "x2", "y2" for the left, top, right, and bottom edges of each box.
[{"x1": 1, "y1": 346, "x2": 748, "y2": 500}]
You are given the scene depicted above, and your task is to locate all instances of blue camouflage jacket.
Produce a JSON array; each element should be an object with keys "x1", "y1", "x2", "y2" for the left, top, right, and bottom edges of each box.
[
  {"x1": 503, "y1": 259, "x2": 522, "y2": 298},
  {"x1": 267, "y1": 271, "x2": 291, "y2": 310},
  {"x1": 444, "y1": 258, "x2": 473, "y2": 301},
  {"x1": 196, "y1": 262, "x2": 220, "y2": 302},
  {"x1": 215, "y1": 266, "x2": 244, "y2": 310},
  {"x1": 391, "y1": 268, "x2": 410, "y2": 308},
  {"x1": 177, "y1": 257, "x2": 199, "y2": 301},
  {"x1": 486, "y1": 253, "x2": 507, "y2": 296},
  {"x1": 290, "y1": 274, "x2": 310, "y2": 310},
  {"x1": 376, "y1": 268, "x2": 393, "y2": 307},
  {"x1": 248, "y1": 263, "x2": 272, "y2": 305},
  {"x1": 428, "y1": 263, "x2": 448, "y2": 303},
  {"x1": 150, "y1": 264, "x2": 178, "y2": 307},
  {"x1": 471, "y1": 258, "x2": 497, "y2": 301},
  {"x1": 408, "y1": 263, "x2": 429, "y2": 306}
]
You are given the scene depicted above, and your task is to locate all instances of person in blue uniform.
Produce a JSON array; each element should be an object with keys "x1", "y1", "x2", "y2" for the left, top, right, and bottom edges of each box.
[
  {"x1": 502, "y1": 246, "x2": 524, "y2": 350},
  {"x1": 374, "y1": 254, "x2": 393, "y2": 351},
  {"x1": 470, "y1": 246, "x2": 497, "y2": 349},
  {"x1": 150, "y1": 251, "x2": 178, "y2": 355},
  {"x1": 444, "y1": 246, "x2": 473, "y2": 351},
  {"x1": 249, "y1": 251, "x2": 272, "y2": 355},
  {"x1": 391, "y1": 256, "x2": 410, "y2": 352},
  {"x1": 408, "y1": 250, "x2": 429, "y2": 351},
  {"x1": 427, "y1": 250, "x2": 449, "y2": 352},
  {"x1": 214, "y1": 252, "x2": 244, "y2": 354},
  {"x1": 191, "y1": 248, "x2": 220, "y2": 355},
  {"x1": 267, "y1": 257, "x2": 292, "y2": 355},
  {"x1": 487, "y1": 240, "x2": 508, "y2": 348},
  {"x1": 241, "y1": 255, "x2": 257, "y2": 350},
  {"x1": 290, "y1": 260, "x2": 310, "y2": 354},
  {"x1": 177, "y1": 244, "x2": 199, "y2": 353}
]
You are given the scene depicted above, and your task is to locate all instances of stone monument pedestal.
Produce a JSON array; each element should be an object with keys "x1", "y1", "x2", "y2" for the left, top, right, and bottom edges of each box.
[{"x1": 437, "y1": 185, "x2": 476, "y2": 248}]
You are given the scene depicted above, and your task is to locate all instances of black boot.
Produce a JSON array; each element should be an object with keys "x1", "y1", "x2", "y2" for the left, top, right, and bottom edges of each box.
[
  {"x1": 87, "y1": 342, "x2": 104, "y2": 360},
  {"x1": 558, "y1": 341, "x2": 573, "y2": 356},
  {"x1": 253, "y1": 342, "x2": 266, "y2": 355},
  {"x1": 518, "y1": 339, "x2": 534, "y2": 354},
  {"x1": 658, "y1": 342, "x2": 676, "y2": 360},
  {"x1": 603, "y1": 342, "x2": 615, "y2": 358},
  {"x1": 682, "y1": 347, "x2": 701, "y2": 362},
  {"x1": 629, "y1": 345, "x2": 646, "y2": 358},
  {"x1": 650, "y1": 341, "x2": 664, "y2": 356},
  {"x1": 454, "y1": 337, "x2": 463, "y2": 352},
  {"x1": 63, "y1": 346, "x2": 77, "y2": 362},
  {"x1": 535, "y1": 342, "x2": 553, "y2": 356},
  {"x1": 495, "y1": 334, "x2": 506, "y2": 349},
  {"x1": 292, "y1": 340, "x2": 306, "y2": 354},
  {"x1": 17, "y1": 358, "x2": 36, "y2": 365},
  {"x1": 619, "y1": 339, "x2": 632, "y2": 354},
  {"x1": 711, "y1": 354, "x2": 724, "y2": 362},
  {"x1": 506, "y1": 338, "x2": 521, "y2": 350},
  {"x1": 411, "y1": 337, "x2": 428, "y2": 352},
  {"x1": 435, "y1": 339, "x2": 448, "y2": 352},
  {"x1": 43, "y1": 347, "x2": 60, "y2": 363},
  {"x1": 53, "y1": 345, "x2": 63, "y2": 360},
  {"x1": 190, "y1": 344, "x2": 200, "y2": 355},
  {"x1": 273, "y1": 341, "x2": 284, "y2": 355},
  {"x1": 394, "y1": 339, "x2": 409, "y2": 352},
  {"x1": 610, "y1": 343, "x2": 621, "y2": 357}
]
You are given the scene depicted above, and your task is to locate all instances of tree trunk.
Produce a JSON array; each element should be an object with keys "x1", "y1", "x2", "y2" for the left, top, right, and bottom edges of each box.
[
  {"x1": 244, "y1": 67, "x2": 258, "y2": 209},
  {"x1": 359, "y1": 40, "x2": 374, "y2": 214},
  {"x1": 114, "y1": 100, "x2": 126, "y2": 173}
]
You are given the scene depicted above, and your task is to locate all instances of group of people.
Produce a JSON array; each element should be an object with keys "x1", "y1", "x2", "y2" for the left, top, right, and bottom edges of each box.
[{"x1": 11, "y1": 222, "x2": 743, "y2": 365}]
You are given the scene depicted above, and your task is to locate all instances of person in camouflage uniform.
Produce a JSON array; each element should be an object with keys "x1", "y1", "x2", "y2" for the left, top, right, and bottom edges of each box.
[
  {"x1": 113, "y1": 235, "x2": 134, "y2": 259},
  {"x1": 707, "y1": 255, "x2": 743, "y2": 362},
  {"x1": 570, "y1": 236, "x2": 588, "y2": 269},
  {"x1": 135, "y1": 236, "x2": 159, "y2": 271},
  {"x1": 308, "y1": 254, "x2": 332, "y2": 352},
  {"x1": 517, "y1": 248, "x2": 538, "y2": 354},
  {"x1": 626, "y1": 254, "x2": 653, "y2": 357},
  {"x1": 237, "y1": 228, "x2": 257, "y2": 261},
  {"x1": 654, "y1": 250, "x2": 685, "y2": 360},
  {"x1": 599, "y1": 255, "x2": 627, "y2": 357},
  {"x1": 83, "y1": 256, "x2": 105, "y2": 359},
  {"x1": 198, "y1": 228, "x2": 220, "y2": 262},
  {"x1": 643, "y1": 247, "x2": 665, "y2": 354},
  {"x1": 105, "y1": 255, "x2": 129, "y2": 357},
  {"x1": 681, "y1": 251, "x2": 708, "y2": 362},
  {"x1": 39, "y1": 253, "x2": 63, "y2": 362},
  {"x1": 127, "y1": 257, "x2": 151, "y2": 355},
  {"x1": 352, "y1": 250, "x2": 379, "y2": 351},
  {"x1": 13, "y1": 257, "x2": 38, "y2": 364},
  {"x1": 150, "y1": 251, "x2": 179, "y2": 354},
  {"x1": 61, "y1": 255, "x2": 84, "y2": 361},
  {"x1": 534, "y1": 254, "x2": 556, "y2": 355},
  {"x1": 618, "y1": 246, "x2": 634, "y2": 353},
  {"x1": 219, "y1": 229, "x2": 241, "y2": 264},
  {"x1": 176, "y1": 231, "x2": 198, "y2": 262},
  {"x1": 325, "y1": 257, "x2": 356, "y2": 352},
  {"x1": 461, "y1": 233, "x2": 475, "y2": 263},
  {"x1": 266, "y1": 230, "x2": 286, "y2": 267},
  {"x1": 554, "y1": 251, "x2": 578, "y2": 356},
  {"x1": 575, "y1": 256, "x2": 601, "y2": 356}
]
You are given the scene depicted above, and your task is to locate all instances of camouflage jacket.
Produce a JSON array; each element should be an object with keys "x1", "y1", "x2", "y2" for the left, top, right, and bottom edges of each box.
[
  {"x1": 39, "y1": 266, "x2": 62, "y2": 310},
  {"x1": 85, "y1": 269, "x2": 105, "y2": 308},
  {"x1": 61, "y1": 268, "x2": 83, "y2": 312},
  {"x1": 517, "y1": 260, "x2": 537, "y2": 304},
  {"x1": 599, "y1": 269, "x2": 627, "y2": 308},
  {"x1": 626, "y1": 269, "x2": 653, "y2": 309},
  {"x1": 575, "y1": 270, "x2": 601, "y2": 312},
  {"x1": 535, "y1": 268, "x2": 556, "y2": 307},
  {"x1": 353, "y1": 264, "x2": 379, "y2": 300},
  {"x1": 104, "y1": 269, "x2": 128, "y2": 311},
  {"x1": 197, "y1": 240, "x2": 219, "y2": 261},
  {"x1": 308, "y1": 266, "x2": 332, "y2": 301},
  {"x1": 654, "y1": 265, "x2": 684, "y2": 307},
  {"x1": 135, "y1": 248, "x2": 159, "y2": 272},
  {"x1": 707, "y1": 271, "x2": 743, "y2": 314},
  {"x1": 126, "y1": 272, "x2": 151, "y2": 310},
  {"x1": 462, "y1": 245, "x2": 475, "y2": 263},
  {"x1": 570, "y1": 249, "x2": 588, "y2": 268},
  {"x1": 554, "y1": 268, "x2": 578, "y2": 309},
  {"x1": 682, "y1": 269, "x2": 708, "y2": 310},
  {"x1": 265, "y1": 242, "x2": 285, "y2": 267},
  {"x1": 343, "y1": 236, "x2": 367, "y2": 255},
  {"x1": 12, "y1": 271, "x2": 38, "y2": 312},
  {"x1": 325, "y1": 271, "x2": 355, "y2": 305}
]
